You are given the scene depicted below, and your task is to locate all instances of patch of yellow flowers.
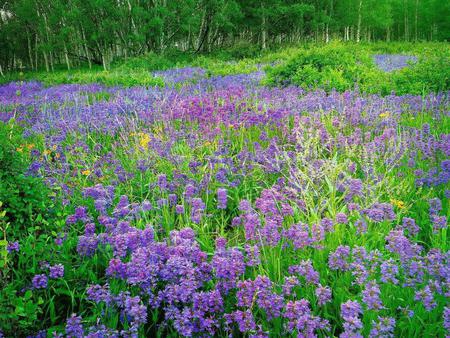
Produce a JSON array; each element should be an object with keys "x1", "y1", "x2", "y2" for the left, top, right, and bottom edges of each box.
[
  {"x1": 16, "y1": 143, "x2": 35, "y2": 153},
  {"x1": 379, "y1": 111, "x2": 390, "y2": 118},
  {"x1": 130, "y1": 132, "x2": 151, "y2": 149},
  {"x1": 390, "y1": 199, "x2": 405, "y2": 209}
]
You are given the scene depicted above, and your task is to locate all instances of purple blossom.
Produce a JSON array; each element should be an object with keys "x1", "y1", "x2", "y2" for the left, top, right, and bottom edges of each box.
[
  {"x1": 49, "y1": 264, "x2": 64, "y2": 279},
  {"x1": 284, "y1": 299, "x2": 329, "y2": 335},
  {"x1": 414, "y1": 286, "x2": 436, "y2": 311},
  {"x1": 362, "y1": 281, "x2": 384, "y2": 310},
  {"x1": 369, "y1": 316, "x2": 395, "y2": 337},
  {"x1": 7, "y1": 241, "x2": 19, "y2": 253},
  {"x1": 380, "y1": 259, "x2": 399, "y2": 284},
  {"x1": 315, "y1": 285, "x2": 332, "y2": 305},
  {"x1": 217, "y1": 188, "x2": 228, "y2": 209},
  {"x1": 341, "y1": 300, "x2": 363, "y2": 336},
  {"x1": 336, "y1": 212, "x2": 348, "y2": 224},
  {"x1": 32, "y1": 274, "x2": 48, "y2": 289},
  {"x1": 66, "y1": 314, "x2": 84, "y2": 338},
  {"x1": 329, "y1": 245, "x2": 351, "y2": 271}
]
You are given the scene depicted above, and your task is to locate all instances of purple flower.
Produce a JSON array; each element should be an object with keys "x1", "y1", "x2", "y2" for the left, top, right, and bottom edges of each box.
[
  {"x1": 125, "y1": 296, "x2": 147, "y2": 325},
  {"x1": 157, "y1": 174, "x2": 168, "y2": 190},
  {"x1": 431, "y1": 215, "x2": 447, "y2": 233},
  {"x1": 369, "y1": 316, "x2": 395, "y2": 337},
  {"x1": 66, "y1": 314, "x2": 83, "y2": 338},
  {"x1": 362, "y1": 281, "x2": 384, "y2": 310},
  {"x1": 329, "y1": 245, "x2": 351, "y2": 271},
  {"x1": 284, "y1": 299, "x2": 329, "y2": 335},
  {"x1": 32, "y1": 274, "x2": 48, "y2": 289},
  {"x1": 428, "y1": 197, "x2": 442, "y2": 215},
  {"x1": 321, "y1": 218, "x2": 334, "y2": 232},
  {"x1": 282, "y1": 276, "x2": 299, "y2": 296},
  {"x1": 315, "y1": 285, "x2": 332, "y2": 306},
  {"x1": 289, "y1": 260, "x2": 320, "y2": 285},
  {"x1": 399, "y1": 217, "x2": 419, "y2": 237},
  {"x1": 239, "y1": 199, "x2": 252, "y2": 213},
  {"x1": 380, "y1": 259, "x2": 399, "y2": 284},
  {"x1": 217, "y1": 188, "x2": 228, "y2": 209},
  {"x1": 229, "y1": 309, "x2": 256, "y2": 333},
  {"x1": 49, "y1": 264, "x2": 64, "y2": 279},
  {"x1": 414, "y1": 286, "x2": 436, "y2": 311},
  {"x1": 141, "y1": 200, "x2": 152, "y2": 211},
  {"x1": 175, "y1": 204, "x2": 185, "y2": 214},
  {"x1": 336, "y1": 212, "x2": 348, "y2": 224},
  {"x1": 444, "y1": 306, "x2": 450, "y2": 332},
  {"x1": 244, "y1": 244, "x2": 260, "y2": 266},
  {"x1": 7, "y1": 241, "x2": 19, "y2": 253},
  {"x1": 106, "y1": 258, "x2": 127, "y2": 279},
  {"x1": 341, "y1": 300, "x2": 363, "y2": 336}
]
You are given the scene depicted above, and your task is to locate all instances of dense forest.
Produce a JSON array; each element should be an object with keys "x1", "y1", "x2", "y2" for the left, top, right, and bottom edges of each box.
[{"x1": 0, "y1": 0, "x2": 449, "y2": 72}]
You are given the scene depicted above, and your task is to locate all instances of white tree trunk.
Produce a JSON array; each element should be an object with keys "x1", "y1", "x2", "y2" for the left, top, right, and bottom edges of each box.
[
  {"x1": 356, "y1": 0, "x2": 363, "y2": 42},
  {"x1": 261, "y1": 2, "x2": 267, "y2": 49}
]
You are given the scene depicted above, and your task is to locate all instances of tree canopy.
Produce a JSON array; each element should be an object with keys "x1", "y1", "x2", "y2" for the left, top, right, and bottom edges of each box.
[{"x1": 0, "y1": 0, "x2": 448, "y2": 72}]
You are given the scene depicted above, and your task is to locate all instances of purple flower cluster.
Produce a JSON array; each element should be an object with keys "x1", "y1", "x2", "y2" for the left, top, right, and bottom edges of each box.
[{"x1": 32, "y1": 274, "x2": 48, "y2": 289}]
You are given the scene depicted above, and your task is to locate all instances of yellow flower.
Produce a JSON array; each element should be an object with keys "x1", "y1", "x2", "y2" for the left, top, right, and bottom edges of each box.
[
  {"x1": 390, "y1": 199, "x2": 405, "y2": 209},
  {"x1": 379, "y1": 111, "x2": 390, "y2": 118},
  {"x1": 82, "y1": 169, "x2": 91, "y2": 176},
  {"x1": 139, "y1": 133, "x2": 151, "y2": 148},
  {"x1": 16, "y1": 147, "x2": 23, "y2": 153},
  {"x1": 27, "y1": 143, "x2": 35, "y2": 150},
  {"x1": 44, "y1": 149, "x2": 52, "y2": 156}
]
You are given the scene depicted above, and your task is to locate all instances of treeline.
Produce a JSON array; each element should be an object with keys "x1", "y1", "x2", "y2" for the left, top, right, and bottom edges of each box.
[{"x1": 0, "y1": 0, "x2": 449, "y2": 73}]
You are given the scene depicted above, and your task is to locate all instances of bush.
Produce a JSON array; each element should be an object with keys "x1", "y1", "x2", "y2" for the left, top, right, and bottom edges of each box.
[
  {"x1": 0, "y1": 121, "x2": 50, "y2": 235},
  {"x1": 265, "y1": 42, "x2": 450, "y2": 95}
]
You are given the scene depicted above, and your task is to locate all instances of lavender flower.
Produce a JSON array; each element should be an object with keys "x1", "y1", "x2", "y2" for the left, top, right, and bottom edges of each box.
[
  {"x1": 49, "y1": 264, "x2": 64, "y2": 279},
  {"x1": 369, "y1": 316, "x2": 395, "y2": 337},
  {"x1": 414, "y1": 286, "x2": 436, "y2": 311},
  {"x1": 315, "y1": 285, "x2": 332, "y2": 305},
  {"x1": 217, "y1": 188, "x2": 228, "y2": 209},
  {"x1": 32, "y1": 274, "x2": 48, "y2": 289},
  {"x1": 362, "y1": 281, "x2": 384, "y2": 310},
  {"x1": 7, "y1": 241, "x2": 19, "y2": 253},
  {"x1": 66, "y1": 314, "x2": 84, "y2": 338},
  {"x1": 329, "y1": 245, "x2": 351, "y2": 271}
]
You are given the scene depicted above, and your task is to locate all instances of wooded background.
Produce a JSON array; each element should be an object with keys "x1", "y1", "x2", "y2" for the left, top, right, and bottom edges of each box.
[{"x1": 1, "y1": 0, "x2": 449, "y2": 72}]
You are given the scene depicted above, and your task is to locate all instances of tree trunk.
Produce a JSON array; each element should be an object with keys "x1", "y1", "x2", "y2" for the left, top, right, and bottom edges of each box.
[
  {"x1": 356, "y1": 0, "x2": 363, "y2": 43},
  {"x1": 81, "y1": 27, "x2": 92, "y2": 69},
  {"x1": 27, "y1": 31, "x2": 34, "y2": 70},
  {"x1": 35, "y1": 35, "x2": 38, "y2": 70},
  {"x1": 261, "y1": 2, "x2": 267, "y2": 49},
  {"x1": 43, "y1": 51, "x2": 49, "y2": 72},
  {"x1": 63, "y1": 41, "x2": 70, "y2": 70}
]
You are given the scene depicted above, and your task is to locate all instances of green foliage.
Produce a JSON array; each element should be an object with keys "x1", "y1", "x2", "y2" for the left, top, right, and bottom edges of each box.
[
  {"x1": 0, "y1": 122, "x2": 50, "y2": 235},
  {"x1": 391, "y1": 54, "x2": 450, "y2": 95},
  {"x1": 265, "y1": 42, "x2": 450, "y2": 95}
]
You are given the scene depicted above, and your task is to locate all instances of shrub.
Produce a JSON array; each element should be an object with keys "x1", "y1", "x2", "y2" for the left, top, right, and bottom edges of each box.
[
  {"x1": 265, "y1": 42, "x2": 450, "y2": 95},
  {"x1": 0, "y1": 121, "x2": 50, "y2": 235}
]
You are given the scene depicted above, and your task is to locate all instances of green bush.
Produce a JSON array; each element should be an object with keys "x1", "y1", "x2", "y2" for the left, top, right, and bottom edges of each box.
[
  {"x1": 265, "y1": 42, "x2": 450, "y2": 95},
  {"x1": 265, "y1": 42, "x2": 376, "y2": 91},
  {"x1": 391, "y1": 54, "x2": 450, "y2": 95},
  {"x1": 0, "y1": 122, "x2": 51, "y2": 235}
]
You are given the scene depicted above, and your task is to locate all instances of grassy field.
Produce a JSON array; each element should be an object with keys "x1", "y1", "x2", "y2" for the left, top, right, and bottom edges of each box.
[{"x1": 0, "y1": 42, "x2": 449, "y2": 337}]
